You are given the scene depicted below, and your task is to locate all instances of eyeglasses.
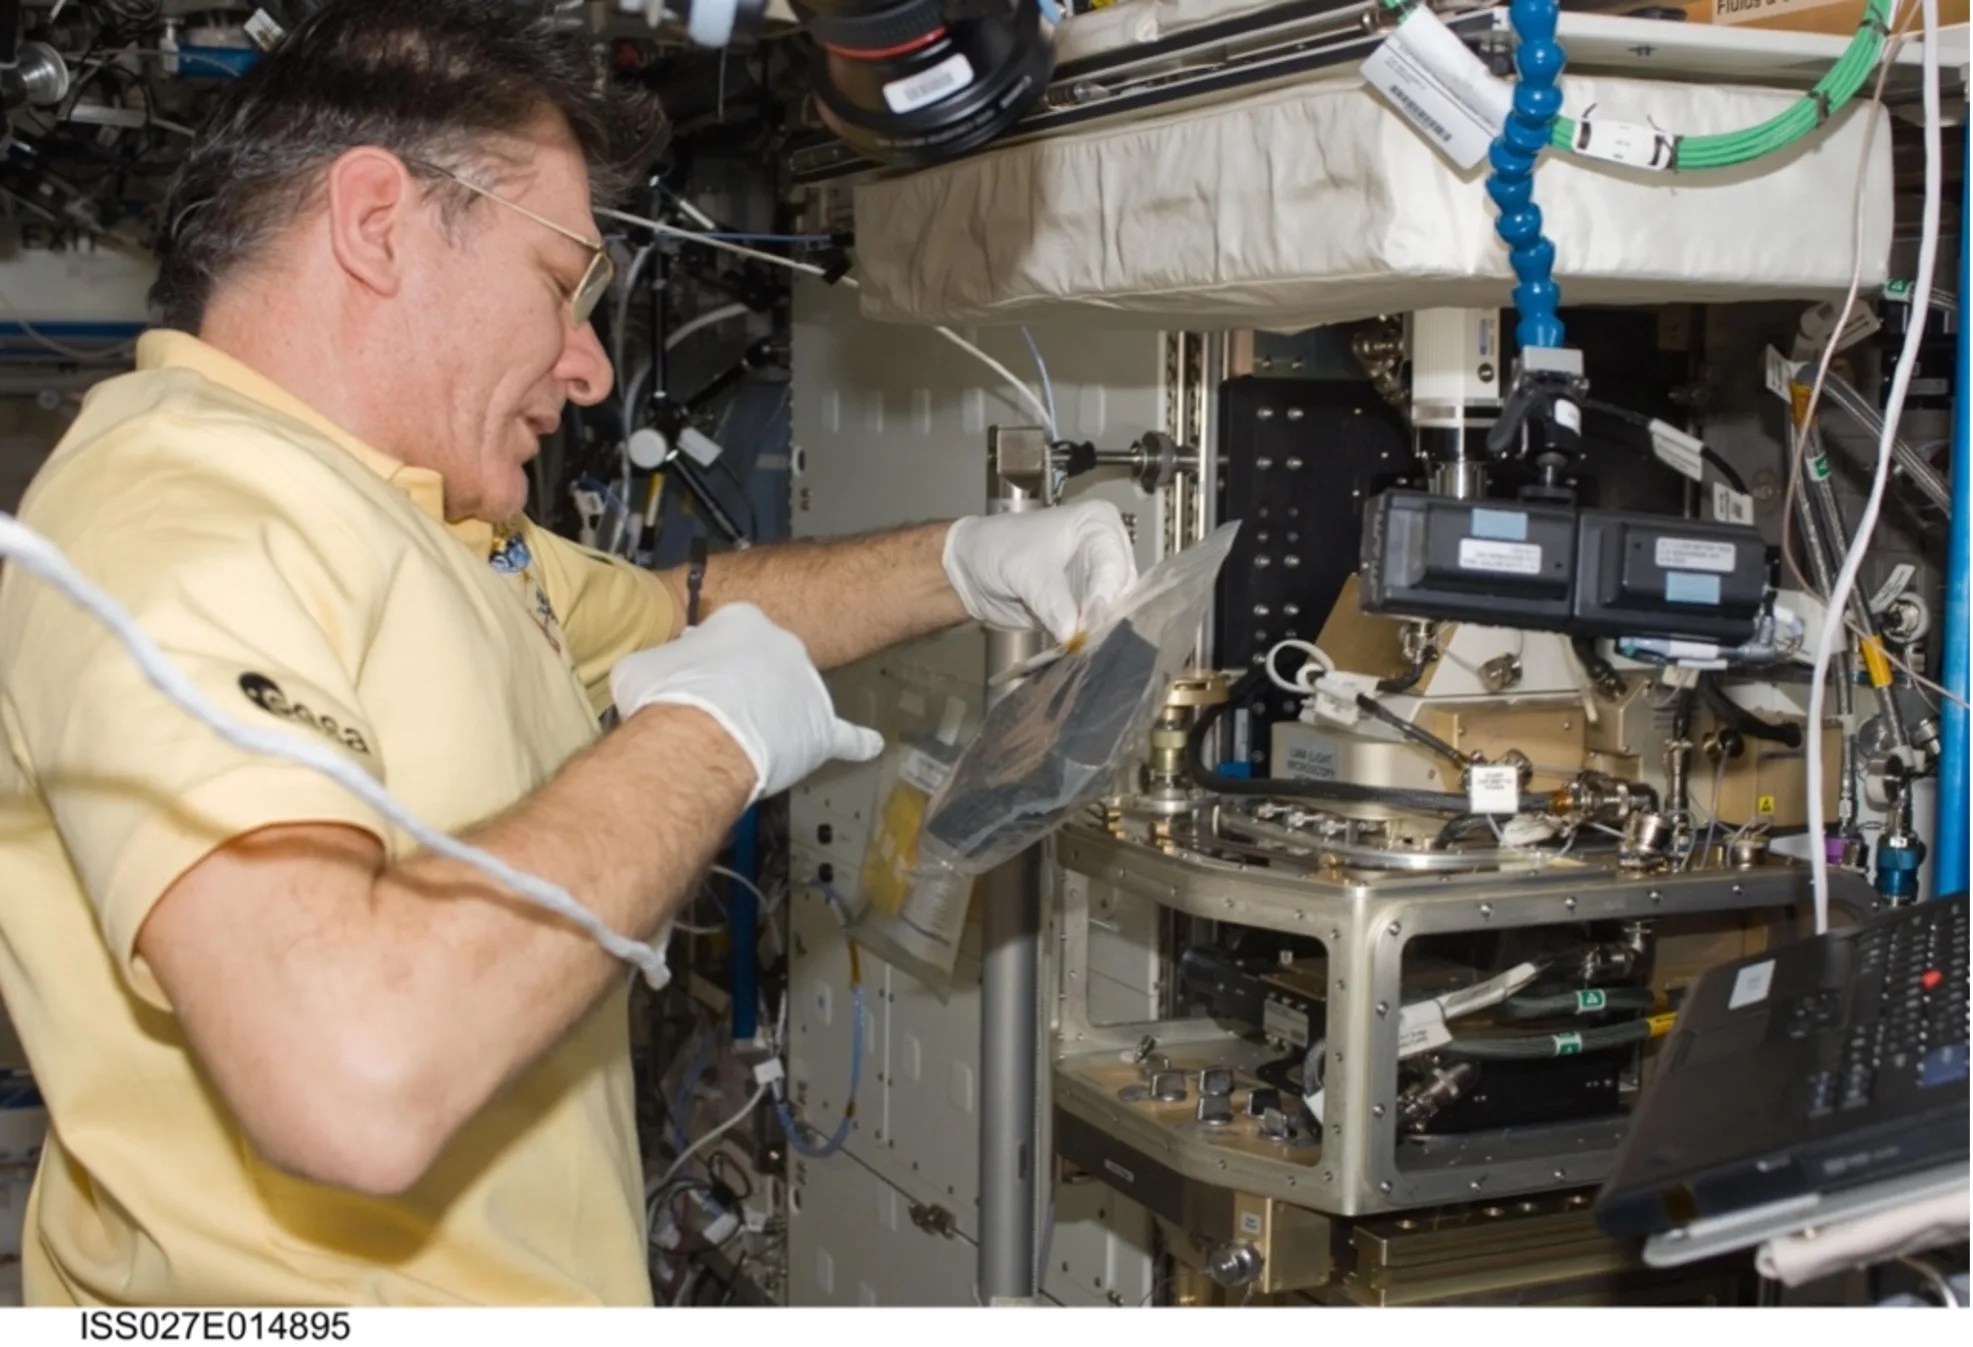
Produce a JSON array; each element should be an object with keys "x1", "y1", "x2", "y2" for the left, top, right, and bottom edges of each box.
[{"x1": 410, "y1": 160, "x2": 614, "y2": 326}]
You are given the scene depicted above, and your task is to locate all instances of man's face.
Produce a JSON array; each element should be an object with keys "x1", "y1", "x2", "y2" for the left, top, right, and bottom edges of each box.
[{"x1": 390, "y1": 126, "x2": 614, "y2": 523}]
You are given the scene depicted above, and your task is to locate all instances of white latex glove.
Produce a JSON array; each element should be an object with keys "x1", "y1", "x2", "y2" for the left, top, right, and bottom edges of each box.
[
  {"x1": 942, "y1": 499, "x2": 1138, "y2": 644},
  {"x1": 610, "y1": 603, "x2": 883, "y2": 803}
]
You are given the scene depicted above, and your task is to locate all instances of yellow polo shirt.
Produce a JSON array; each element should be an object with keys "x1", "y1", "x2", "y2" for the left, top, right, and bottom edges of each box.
[{"x1": 0, "y1": 332, "x2": 675, "y2": 1305}]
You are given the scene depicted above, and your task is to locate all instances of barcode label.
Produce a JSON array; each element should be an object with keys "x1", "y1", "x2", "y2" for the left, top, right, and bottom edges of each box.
[
  {"x1": 1389, "y1": 82, "x2": 1452, "y2": 145},
  {"x1": 1711, "y1": 482, "x2": 1755, "y2": 525},
  {"x1": 883, "y1": 53, "x2": 975, "y2": 115},
  {"x1": 1360, "y1": 8, "x2": 1510, "y2": 170}
]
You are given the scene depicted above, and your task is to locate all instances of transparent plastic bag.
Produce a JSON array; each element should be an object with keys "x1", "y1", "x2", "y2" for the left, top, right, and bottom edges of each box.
[
  {"x1": 921, "y1": 521, "x2": 1238, "y2": 874},
  {"x1": 849, "y1": 735, "x2": 980, "y2": 997},
  {"x1": 856, "y1": 523, "x2": 1239, "y2": 992}
]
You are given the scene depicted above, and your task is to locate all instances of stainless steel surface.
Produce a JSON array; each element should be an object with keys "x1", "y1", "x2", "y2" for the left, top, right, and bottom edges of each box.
[
  {"x1": 1052, "y1": 821, "x2": 1876, "y2": 1216},
  {"x1": 1428, "y1": 456, "x2": 1490, "y2": 502},
  {"x1": 980, "y1": 430, "x2": 1048, "y2": 1304}
]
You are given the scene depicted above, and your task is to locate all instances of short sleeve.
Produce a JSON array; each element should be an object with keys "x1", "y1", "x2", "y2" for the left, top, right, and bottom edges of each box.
[
  {"x1": 0, "y1": 420, "x2": 392, "y2": 1008},
  {"x1": 523, "y1": 522, "x2": 676, "y2": 715}
]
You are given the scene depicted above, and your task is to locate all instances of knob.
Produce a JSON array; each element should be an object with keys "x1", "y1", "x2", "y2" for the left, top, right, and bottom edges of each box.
[{"x1": 1206, "y1": 1241, "x2": 1264, "y2": 1289}]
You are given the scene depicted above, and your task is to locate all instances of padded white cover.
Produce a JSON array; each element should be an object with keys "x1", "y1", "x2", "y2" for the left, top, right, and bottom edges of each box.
[{"x1": 850, "y1": 71, "x2": 1891, "y2": 331}]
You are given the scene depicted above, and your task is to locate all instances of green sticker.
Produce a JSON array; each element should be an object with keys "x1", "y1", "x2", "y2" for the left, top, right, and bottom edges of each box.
[
  {"x1": 1886, "y1": 278, "x2": 1914, "y2": 300},
  {"x1": 1553, "y1": 1032, "x2": 1584, "y2": 1056},
  {"x1": 1808, "y1": 454, "x2": 1833, "y2": 482},
  {"x1": 1577, "y1": 989, "x2": 1608, "y2": 1013}
]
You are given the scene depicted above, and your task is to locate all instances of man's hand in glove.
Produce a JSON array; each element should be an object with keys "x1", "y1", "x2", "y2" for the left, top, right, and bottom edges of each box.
[
  {"x1": 942, "y1": 499, "x2": 1138, "y2": 644},
  {"x1": 610, "y1": 603, "x2": 883, "y2": 803}
]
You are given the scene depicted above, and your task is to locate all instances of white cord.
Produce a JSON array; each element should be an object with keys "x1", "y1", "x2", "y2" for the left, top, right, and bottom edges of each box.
[
  {"x1": 1264, "y1": 638, "x2": 1333, "y2": 694},
  {"x1": 709, "y1": 862, "x2": 780, "y2": 916},
  {"x1": 1021, "y1": 326, "x2": 1059, "y2": 435},
  {"x1": 1806, "y1": 0, "x2": 1942, "y2": 935},
  {"x1": 598, "y1": 207, "x2": 830, "y2": 276},
  {"x1": 0, "y1": 512, "x2": 672, "y2": 987},
  {"x1": 596, "y1": 206, "x2": 1059, "y2": 435},
  {"x1": 655, "y1": 1081, "x2": 771, "y2": 1192},
  {"x1": 665, "y1": 302, "x2": 749, "y2": 351}
]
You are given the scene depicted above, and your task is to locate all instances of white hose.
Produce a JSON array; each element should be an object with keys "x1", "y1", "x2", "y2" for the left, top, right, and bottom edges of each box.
[
  {"x1": 1806, "y1": 0, "x2": 1942, "y2": 934},
  {"x1": 0, "y1": 512, "x2": 671, "y2": 987},
  {"x1": 665, "y1": 302, "x2": 749, "y2": 351}
]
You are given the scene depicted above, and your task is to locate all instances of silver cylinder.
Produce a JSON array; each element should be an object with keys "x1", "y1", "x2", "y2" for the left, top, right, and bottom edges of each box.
[{"x1": 979, "y1": 432, "x2": 1046, "y2": 1304}]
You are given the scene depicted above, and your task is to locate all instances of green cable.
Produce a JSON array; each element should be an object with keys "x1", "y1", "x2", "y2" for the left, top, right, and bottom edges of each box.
[
  {"x1": 1374, "y1": 0, "x2": 1890, "y2": 172},
  {"x1": 1548, "y1": 0, "x2": 1893, "y2": 170}
]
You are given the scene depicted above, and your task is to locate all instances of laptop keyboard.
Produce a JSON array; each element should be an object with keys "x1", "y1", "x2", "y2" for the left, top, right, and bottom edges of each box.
[{"x1": 1805, "y1": 900, "x2": 1969, "y2": 1120}]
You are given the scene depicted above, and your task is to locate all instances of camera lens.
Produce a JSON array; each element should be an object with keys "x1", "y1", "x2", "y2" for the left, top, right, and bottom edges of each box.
[{"x1": 793, "y1": 1, "x2": 1053, "y2": 167}]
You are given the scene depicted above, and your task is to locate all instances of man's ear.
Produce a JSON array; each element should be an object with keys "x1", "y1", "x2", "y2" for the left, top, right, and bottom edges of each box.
[{"x1": 323, "y1": 148, "x2": 416, "y2": 300}]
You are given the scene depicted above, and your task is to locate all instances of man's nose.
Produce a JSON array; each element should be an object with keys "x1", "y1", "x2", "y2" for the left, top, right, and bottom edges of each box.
[{"x1": 560, "y1": 320, "x2": 615, "y2": 406}]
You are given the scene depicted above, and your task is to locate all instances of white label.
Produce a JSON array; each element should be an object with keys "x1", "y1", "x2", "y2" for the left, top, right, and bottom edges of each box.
[
  {"x1": 1467, "y1": 763, "x2": 1521, "y2": 814},
  {"x1": 1570, "y1": 118, "x2": 1674, "y2": 171},
  {"x1": 1397, "y1": 1002, "x2": 1454, "y2": 1058},
  {"x1": 1712, "y1": 0, "x2": 1852, "y2": 28},
  {"x1": 1102, "y1": 1159, "x2": 1136, "y2": 1185},
  {"x1": 1764, "y1": 345, "x2": 1801, "y2": 402},
  {"x1": 1281, "y1": 739, "x2": 1340, "y2": 782},
  {"x1": 1554, "y1": 400, "x2": 1583, "y2": 435},
  {"x1": 1834, "y1": 305, "x2": 1882, "y2": 352},
  {"x1": 1239, "y1": 1211, "x2": 1264, "y2": 1237},
  {"x1": 1728, "y1": 958, "x2": 1776, "y2": 1010},
  {"x1": 677, "y1": 426, "x2": 722, "y2": 467},
  {"x1": 882, "y1": 53, "x2": 976, "y2": 115},
  {"x1": 898, "y1": 747, "x2": 952, "y2": 797},
  {"x1": 1360, "y1": 9, "x2": 1512, "y2": 170},
  {"x1": 1650, "y1": 422, "x2": 1707, "y2": 482},
  {"x1": 1655, "y1": 537, "x2": 1738, "y2": 574},
  {"x1": 245, "y1": 8, "x2": 286, "y2": 49},
  {"x1": 1458, "y1": 537, "x2": 1543, "y2": 576},
  {"x1": 1438, "y1": 962, "x2": 1541, "y2": 1020},
  {"x1": 1869, "y1": 562, "x2": 1918, "y2": 613},
  {"x1": 1712, "y1": 482, "x2": 1756, "y2": 525}
]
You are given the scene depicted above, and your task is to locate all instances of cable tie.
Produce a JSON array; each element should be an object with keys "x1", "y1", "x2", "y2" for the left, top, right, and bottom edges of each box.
[{"x1": 1811, "y1": 88, "x2": 1833, "y2": 124}]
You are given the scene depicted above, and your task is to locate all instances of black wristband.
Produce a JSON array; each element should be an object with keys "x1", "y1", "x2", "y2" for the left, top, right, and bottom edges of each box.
[{"x1": 687, "y1": 536, "x2": 709, "y2": 627}]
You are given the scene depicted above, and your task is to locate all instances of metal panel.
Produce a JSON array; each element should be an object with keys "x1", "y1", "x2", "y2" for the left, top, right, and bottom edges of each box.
[
  {"x1": 787, "y1": 1151, "x2": 979, "y2": 1307},
  {"x1": 787, "y1": 282, "x2": 1171, "y2": 1299}
]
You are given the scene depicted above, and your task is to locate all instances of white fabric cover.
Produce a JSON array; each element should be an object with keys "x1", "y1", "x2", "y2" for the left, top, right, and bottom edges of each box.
[{"x1": 850, "y1": 72, "x2": 1892, "y2": 331}]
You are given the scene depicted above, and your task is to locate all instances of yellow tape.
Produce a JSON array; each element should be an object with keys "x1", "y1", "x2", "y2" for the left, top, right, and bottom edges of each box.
[
  {"x1": 1860, "y1": 636, "x2": 1894, "y2": 689},
  {"x1": 1648, "y1": 1012, "x2": 1680, "y2": 1038}
]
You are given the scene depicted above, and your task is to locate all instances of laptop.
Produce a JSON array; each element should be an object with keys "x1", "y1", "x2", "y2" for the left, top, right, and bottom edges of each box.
[{"x1": 1595, "y1": 893, "x2": 1968, "y2": 1240}]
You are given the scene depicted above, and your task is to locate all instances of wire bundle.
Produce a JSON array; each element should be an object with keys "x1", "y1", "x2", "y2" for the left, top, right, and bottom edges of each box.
[{"x1": 1552, "y1": 0, "x2": 1896, "y2": 170}]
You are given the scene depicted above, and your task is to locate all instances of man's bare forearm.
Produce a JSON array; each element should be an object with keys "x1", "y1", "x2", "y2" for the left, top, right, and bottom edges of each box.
[
  {"x1": 376, "y1": 705, "x2": 754, "y2": 1119},
  {"x1": 143, "y1": 703, "x2": 754, "y2": 1192},
  {"x1": 659, "y1": 522, "x2": 968, "y2": 669}
]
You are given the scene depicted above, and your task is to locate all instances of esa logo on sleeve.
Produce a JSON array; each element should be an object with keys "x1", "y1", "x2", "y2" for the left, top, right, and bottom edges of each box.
[{"x1": 238, "y1": 673, "x2": 373, "y2": 756}]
